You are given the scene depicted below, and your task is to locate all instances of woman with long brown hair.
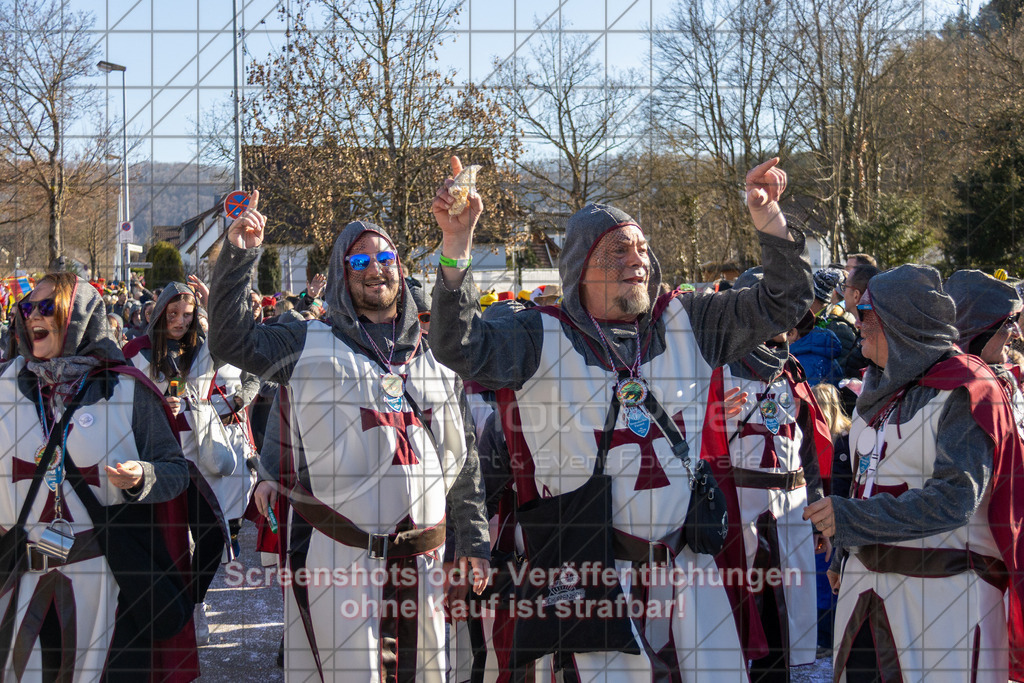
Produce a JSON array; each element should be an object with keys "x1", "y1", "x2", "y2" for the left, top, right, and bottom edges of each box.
[
  {"x1": 123, "y1": 281, "x2": 258, "y2": 645},
  {"x1": 0, "y1": 272, "x2": 192, "y2": 680}
]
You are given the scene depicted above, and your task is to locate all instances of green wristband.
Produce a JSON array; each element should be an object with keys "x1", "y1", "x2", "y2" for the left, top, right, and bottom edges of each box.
[{"x1": 439, "y1": 255, "x2": 472, "y2": 269}]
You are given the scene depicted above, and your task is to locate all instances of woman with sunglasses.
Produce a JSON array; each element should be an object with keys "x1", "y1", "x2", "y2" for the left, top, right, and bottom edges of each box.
[
  {"x1": 803, "y1": 265, "x2": 1023, "y2": 681},
  {"x1": 122, "y1": 281, "x2": 260, "y2": 645},
  {"x1": 0, "y1": 272, "x2": 192, "y2": 680}
]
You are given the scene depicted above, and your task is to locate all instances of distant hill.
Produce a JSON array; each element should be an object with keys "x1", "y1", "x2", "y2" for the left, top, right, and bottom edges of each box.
[{"x1": 128, "y1": 161, "x2": 232, "y2": 244}]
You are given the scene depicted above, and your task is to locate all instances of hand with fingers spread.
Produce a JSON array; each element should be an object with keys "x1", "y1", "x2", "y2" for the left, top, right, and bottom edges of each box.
[
  {"x1": 803, "y1": 497, "x2": 836, "y2": 538},
  {"x1": 745, "y1": 158, "x2": 791, "y2": 240},
  {"x1": 226, "y1": 189, "x2": 267, "y2": 249},
  {"x1": 306, "y1": 273, "x2": 327, "y2": 299},
  {"x1": 187, "y1": 274, "x2": 209, "y2": 306},
  {"x1": 722, "y1": 387, "x2": 749, "y2": 418}
]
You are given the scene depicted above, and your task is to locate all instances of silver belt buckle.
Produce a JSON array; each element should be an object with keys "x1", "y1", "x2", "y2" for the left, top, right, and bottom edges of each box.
[
  {"x1": 368, "y1": 533, "x2": 389, "y2": 561},
  {"x1": 26, "y1": 544, "x2": 48, "y2": 573}
]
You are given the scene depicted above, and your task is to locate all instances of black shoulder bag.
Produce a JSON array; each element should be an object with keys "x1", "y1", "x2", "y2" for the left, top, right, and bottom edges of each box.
[
  {"x1": 62, "y1": 457, "x2": 192, "y2": 643},
  {"x1": 510, "y1": 393, "x2": 640, "y2": 670},
  {"x1": 642, "y1": 391, "x2": 728, "y2": 556}
]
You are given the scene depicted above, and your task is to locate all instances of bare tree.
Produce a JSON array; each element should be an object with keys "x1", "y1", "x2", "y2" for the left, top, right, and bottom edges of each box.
[
  {"x1": 494, "y1": 28, "x2": 646, "y2": 214},
  {"x1": 65, "y1": 175, "x2": 120, "y2": 278},
  {"x1": 240, "y1": 0, "x2": 520, "y2": 265},
  {"x1": 780, "y1": 0, "x2": 920, "y2": 258},
  {"x1": 651, "y1": 0, "x2": 797, "y2": 264},
  {"x1": 0, "y1": 0, "x2": 117, "y2": 270}
]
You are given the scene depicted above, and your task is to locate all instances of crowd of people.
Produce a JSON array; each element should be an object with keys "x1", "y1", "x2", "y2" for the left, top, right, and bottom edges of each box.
[{"x1": 0, "y1": 155, "x2": 1021, "y2": 683}]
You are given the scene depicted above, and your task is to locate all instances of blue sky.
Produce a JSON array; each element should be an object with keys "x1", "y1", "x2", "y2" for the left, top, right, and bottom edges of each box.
[{"x1": 69, "y1": 0, "x2": 963, "y2": 166}]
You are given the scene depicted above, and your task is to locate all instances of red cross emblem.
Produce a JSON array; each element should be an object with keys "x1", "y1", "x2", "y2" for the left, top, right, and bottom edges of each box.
[
  {"x1": 360, "y1": 407, "x2": 433, "y2": 466},
  {"x1": 12, "y1": 456, "x2": 101, "y2": 523},
  {"x1": 739, "y1": 392, "x2": 795, "y2": 468},
  {"x1": 594, "y1": 411, "x2": 687, "y2": 491}
]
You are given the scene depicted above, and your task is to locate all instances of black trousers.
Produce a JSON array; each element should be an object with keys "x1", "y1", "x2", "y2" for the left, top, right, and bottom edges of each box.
[{"x1": 188, "y1": 484, "x2": 225, "y2": 603}]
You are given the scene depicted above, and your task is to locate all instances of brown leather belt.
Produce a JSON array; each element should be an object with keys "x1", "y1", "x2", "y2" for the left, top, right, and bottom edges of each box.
[
  {"x1": 733, "y1": 467, "x2": 806, "y2": 491},
  {"x1": 856, "y1": 544, "x2": 1008, "y2": 592},
  {"x1": 27, "y1": 529, "x2": 103, "y2": 572},
  {"x1": 613, "y1": 528, "x2": 685, "y2": 566},
  {"x1": 289, "y1": 486, "x2": 445, "y2": 560}
]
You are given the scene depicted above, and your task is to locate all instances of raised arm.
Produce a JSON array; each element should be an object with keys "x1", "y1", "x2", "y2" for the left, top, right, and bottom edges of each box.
[
  {"x1": 683, "y1": 159, "x2": 813, "y2": 367},
  {"x1": 430, "y1": 157, "x2": 544, "y2": 389},
  {"x1": 208, "y1": 190, "x2": 307, "y2": 385}
]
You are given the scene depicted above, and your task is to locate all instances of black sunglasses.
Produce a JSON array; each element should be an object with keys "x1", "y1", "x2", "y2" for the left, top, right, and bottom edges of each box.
[{"x1": 18, "y1": 298, "x2": 55, "y2": 318}]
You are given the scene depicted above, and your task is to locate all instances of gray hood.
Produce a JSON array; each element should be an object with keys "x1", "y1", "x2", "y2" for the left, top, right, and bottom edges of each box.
[
  {"x1": 146, "y1": 282, "x2": 202, "y2": 339},
  {"x1": 558, "y1": 203, "x2": 663, "y2": 343},
  {"x1": 856, "y1": 264, "x2": 958, "y2": 421},
  {"x1": 945, "y1": 269, "x2": 1021, "y2": 349},
  {"x1": 729, "y1": 266, "x2": 789, "y2": 382},
  {"x1": 15, "y1": 276, "x2": 124, "y2": 364},
  {"x1": 325, "y1": 221, "x2": 420, "y2": 363}
]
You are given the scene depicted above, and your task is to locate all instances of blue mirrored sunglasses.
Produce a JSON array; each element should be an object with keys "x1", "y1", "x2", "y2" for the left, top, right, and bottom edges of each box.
[
  {"x1": 18, "y1": 297, "x2": 55, "y2": 318},
  {"x1": 855, "y1": 303, "x2": 873, "y2": 322},
  {"x1": 346, "y1": 250, "x2": 397, "y2": 271}
]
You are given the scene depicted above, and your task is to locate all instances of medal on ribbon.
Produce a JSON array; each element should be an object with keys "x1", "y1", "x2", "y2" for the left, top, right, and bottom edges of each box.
[
  {"x1": 381, "y1": 372, "x2": 405, "y2": 412},
  {"x1": 616, "y1": 377, "x2": 651, "y2": 437},
  {"x1": 626, "y1": 407, "x2": 651, "y2": 438},
  {"x1": 35, "y1": 444, "x2": 62, "y2": 493},
  {"x1": 759, "y1": 398, "x2": 780, "y2": 435}
]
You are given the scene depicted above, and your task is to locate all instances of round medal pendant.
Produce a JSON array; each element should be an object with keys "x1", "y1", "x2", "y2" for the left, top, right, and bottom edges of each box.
[
  {"x1": 35, "y1": 444, "x2": 62, "y2": 492},
  {"x1": 615, "y1": 377, "x2": 649, "y2": 408},
  {"x1": 381, "y1": 373, "x2": 405, "y2": 399},
  {"x1": 35, "y1": 443, "x2": 60, "y2": 466}
]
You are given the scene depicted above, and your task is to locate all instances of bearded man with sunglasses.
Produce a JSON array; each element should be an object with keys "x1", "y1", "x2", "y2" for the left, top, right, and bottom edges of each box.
[
  {"x1": 207, "y1": 191, "x2": 489, "y2": 683},
  {"x1": 803, "y1": 265, "x2": 1024, "y2": 681}
]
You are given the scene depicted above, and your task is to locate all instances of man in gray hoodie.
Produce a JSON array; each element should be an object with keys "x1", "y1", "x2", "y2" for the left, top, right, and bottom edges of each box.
[
  {"x1": 430, "y1": 156, "x2": 813, "y2": 679},
  {"x1": 207, "y1": 192, "x2": 489, "y2": 683}
]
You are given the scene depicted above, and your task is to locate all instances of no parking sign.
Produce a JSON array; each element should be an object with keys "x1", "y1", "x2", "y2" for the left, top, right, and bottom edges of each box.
[{"x1": 224, "y1": 191, "x2": 251, "y2": 219}]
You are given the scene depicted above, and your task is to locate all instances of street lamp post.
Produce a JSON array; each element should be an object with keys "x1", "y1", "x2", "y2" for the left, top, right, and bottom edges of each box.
[{"x1": 97, "y1": 60, "x2": 128, "y2": 281}]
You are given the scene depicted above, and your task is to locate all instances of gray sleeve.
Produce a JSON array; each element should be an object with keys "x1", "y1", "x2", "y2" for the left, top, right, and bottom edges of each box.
[
  {"x1": 208, "y1": 241, "x2": 308, "y2": 385},
  {"x1": 798, "y1": 396, "x2": 825, "y2": 506},
  {"x1": 257, "y1": 391, "x2": 283, "y2": 483},
  {"x1": 236, "y1": 371, "x2": 262, "y2": 407},
  {"x1": 125, "y1": 380, "x2": 190, "y2": 504},
  {"x1": 445, "y1": 378, "x2": 490, "y2": 560},
  {"x1": 430, "y1": 269, "x2": 544, "y2": 390},
  {"x1": 682, "y1": 230, "x2": 813, "y2": 368},
  {"x1": 830, "y1": 387, "x2": 993, "y2": 548}
]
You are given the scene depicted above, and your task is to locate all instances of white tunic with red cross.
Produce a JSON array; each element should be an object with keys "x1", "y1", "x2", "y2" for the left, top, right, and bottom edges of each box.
[
  {"x1": 129, "y1": 343, "x2": 253, "y2": 519},
  {"x1": 279, "y1": 322, "x2": 468, "y2": 683},
  {"x1": 721, "y1": 364, "x2": 817, "y2": 667},
  {"x1": 498, "y1": 302, "x2": 747, "y2": 681},
  {"x1": 0, "y1": 357, "x2": 139, "y2": 681},
  {"x1": 834, "y1": 391, "x2": 1007, "y2": 682}
]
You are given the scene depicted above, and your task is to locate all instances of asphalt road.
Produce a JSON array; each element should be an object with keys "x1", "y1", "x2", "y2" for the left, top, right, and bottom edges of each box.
[{"x1": 195, "y1": 521, "x2": 833, "y2": 681}]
